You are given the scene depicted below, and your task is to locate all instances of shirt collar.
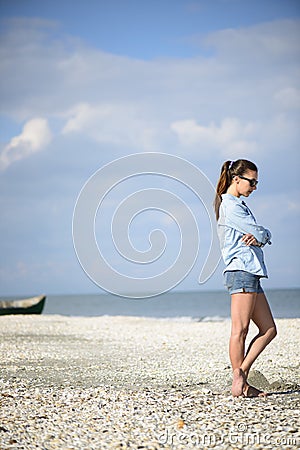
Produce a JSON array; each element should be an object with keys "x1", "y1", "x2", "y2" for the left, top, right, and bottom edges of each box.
[{"x1": 221, "y1": 193, "x2": 245, "y2": 205}]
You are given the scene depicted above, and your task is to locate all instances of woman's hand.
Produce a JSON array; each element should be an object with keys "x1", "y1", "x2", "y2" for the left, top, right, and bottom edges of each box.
[{"x1": 242, "y1": 233, "x2": 260, "y2": 246}]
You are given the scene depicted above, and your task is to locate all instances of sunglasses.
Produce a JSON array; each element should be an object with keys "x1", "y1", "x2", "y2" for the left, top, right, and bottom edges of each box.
[{"x1": 239, "y1": 175, "x2": 258, "y2": 187}]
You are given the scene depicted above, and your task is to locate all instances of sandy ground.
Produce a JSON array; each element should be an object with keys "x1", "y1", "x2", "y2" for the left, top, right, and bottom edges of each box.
[{"x1": 0, "y1": 315, "x2": 299, "y2": 449}]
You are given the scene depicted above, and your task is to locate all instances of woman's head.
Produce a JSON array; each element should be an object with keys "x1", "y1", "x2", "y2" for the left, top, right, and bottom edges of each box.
[{"x1": 214, "y1": 159, "x2": 258, "y2": 220}]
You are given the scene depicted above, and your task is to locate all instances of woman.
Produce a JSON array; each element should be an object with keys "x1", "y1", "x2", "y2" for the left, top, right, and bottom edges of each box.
[{"x1": 215, "y1": 159, "x2": 277, "y2": 397}]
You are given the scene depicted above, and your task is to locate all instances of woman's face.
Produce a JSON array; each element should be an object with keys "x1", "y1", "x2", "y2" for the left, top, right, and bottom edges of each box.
[{"x1": 236, "y1": 170, "x2": 258, "y2": 197}]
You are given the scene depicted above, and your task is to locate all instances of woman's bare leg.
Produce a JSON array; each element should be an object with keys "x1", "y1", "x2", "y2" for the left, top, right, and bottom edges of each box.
[
  {"x1": 229, "y1": 292, "x2": 257, "y2": 396},
  {"x1": 241, "y1": 292, "x2": 277, "y2": 378},
  {"x1": 230, "y1": 291, "x2": 277, "y2": 397}
]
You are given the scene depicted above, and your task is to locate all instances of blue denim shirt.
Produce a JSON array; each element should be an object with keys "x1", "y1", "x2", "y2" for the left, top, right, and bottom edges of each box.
[{"x1": 218, "y1": 193, "x2": 272, "y2": 277}]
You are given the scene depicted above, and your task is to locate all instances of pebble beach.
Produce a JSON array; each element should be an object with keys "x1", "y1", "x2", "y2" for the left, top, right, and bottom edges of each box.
[{"x1": 0, "y1": 315, "x2": 299, "y2": 449}]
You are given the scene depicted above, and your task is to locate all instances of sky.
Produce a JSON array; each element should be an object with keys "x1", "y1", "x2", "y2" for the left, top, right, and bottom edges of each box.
[{"x1": 0, "y1": 0, "x2": 299, "y2": 296}]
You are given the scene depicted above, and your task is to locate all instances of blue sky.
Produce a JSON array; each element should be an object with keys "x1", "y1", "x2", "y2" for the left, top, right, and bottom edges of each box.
[{"x1": 0, "y1": 0, "x2": 299, "y2": 295}]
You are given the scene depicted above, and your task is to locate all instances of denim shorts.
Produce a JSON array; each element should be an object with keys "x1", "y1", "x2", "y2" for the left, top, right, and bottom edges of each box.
[{"x1": 224, "y1": 270, "x2": 264, "y2": 295}]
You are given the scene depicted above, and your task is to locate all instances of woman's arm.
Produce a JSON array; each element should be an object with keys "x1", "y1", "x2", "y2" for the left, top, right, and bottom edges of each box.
[{"x1": 225, "y1": 203, "x2": 272, "y2": 246}]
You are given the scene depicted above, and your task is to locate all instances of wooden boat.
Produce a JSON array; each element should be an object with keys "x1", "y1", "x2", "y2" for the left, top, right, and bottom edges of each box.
[{"x1": 0, "y1": 295, "x2": 46, "y2": 315}]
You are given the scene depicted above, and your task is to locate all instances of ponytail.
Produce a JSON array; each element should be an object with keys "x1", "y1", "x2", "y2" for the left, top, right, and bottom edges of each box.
[
  {"x1": 214, "y1": 159, "x2": 258, "y2": 220},
  {"x1": 214, "y1": 161, "x2": 232, "y2": 220}
]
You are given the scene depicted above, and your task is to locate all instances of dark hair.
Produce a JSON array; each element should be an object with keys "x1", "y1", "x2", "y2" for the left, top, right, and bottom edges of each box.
[{"x1": 214, "y1": 159, "x2": 258, "y2": 220}]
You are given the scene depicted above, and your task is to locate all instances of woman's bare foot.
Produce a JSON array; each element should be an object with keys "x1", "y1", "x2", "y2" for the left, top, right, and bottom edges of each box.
[
  {"x1": 231, "y1": 368, "x2": 246, "y2": 397},
  {"x1": 243, "y1": 383, "x2": 267, "y2": 398}
]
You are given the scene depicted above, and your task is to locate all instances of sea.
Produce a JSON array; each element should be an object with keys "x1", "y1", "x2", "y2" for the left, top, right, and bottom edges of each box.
[{"x1": 42, "y1": 289, "x2": 300, "y2": 321}]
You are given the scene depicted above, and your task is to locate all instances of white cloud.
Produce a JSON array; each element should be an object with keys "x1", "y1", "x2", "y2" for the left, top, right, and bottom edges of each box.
[
  {"x1": 61, "y1": 102, "x2": 158, "y2": 150},
  {"x1": 170, "y1": 117, "x2": 259, "y2": 157},
  {"x1": 0, "y1": 118, "x2": 52, "y2": 170},
  {"x1": 1, "y1": 18, "x2": 299, "y2": 161}
]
